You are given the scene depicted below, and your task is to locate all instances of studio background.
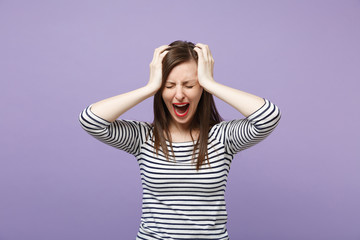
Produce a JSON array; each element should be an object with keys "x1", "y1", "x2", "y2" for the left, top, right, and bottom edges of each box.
[{"x1": 1, "y1": 0, "x2": 359, "y2": 239}]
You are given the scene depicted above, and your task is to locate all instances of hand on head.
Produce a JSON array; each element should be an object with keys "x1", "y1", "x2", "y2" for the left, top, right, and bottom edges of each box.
[
  {"x1": 148, "y1": 45, "x2": 169, "y2": 91},
  {"x1": 148, "y1": 42, "x2": 216, "y2": 93},
  {"x1": 193, "y1": 43, "x2": 215, "y2": 88}
]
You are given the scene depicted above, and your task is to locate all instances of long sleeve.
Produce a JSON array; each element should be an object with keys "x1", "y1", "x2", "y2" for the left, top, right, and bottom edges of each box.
[
  {"x1": 78, "y1": 104, "x2": 152, "y2": 156},
  {"x1": 210, "y1": 98, "x2": 281, "y2": 155}
]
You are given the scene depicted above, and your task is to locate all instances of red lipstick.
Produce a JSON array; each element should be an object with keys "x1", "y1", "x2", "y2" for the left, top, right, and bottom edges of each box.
[{"x1": 172, "y1": 102, "x2": 190, "y2": 117}]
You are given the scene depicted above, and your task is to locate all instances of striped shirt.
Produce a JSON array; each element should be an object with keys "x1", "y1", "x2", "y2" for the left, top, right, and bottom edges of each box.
[{"x1": 79, "y1": 98, "x2": 281, "y2": 239}]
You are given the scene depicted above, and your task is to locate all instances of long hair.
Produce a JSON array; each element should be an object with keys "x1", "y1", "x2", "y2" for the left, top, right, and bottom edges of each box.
[{"x1": 152, "y1": 40, "x2": 223, "y2": 171}]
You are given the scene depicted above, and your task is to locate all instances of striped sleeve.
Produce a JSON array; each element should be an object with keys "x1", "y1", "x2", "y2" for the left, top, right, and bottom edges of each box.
[
  {"x1": 78, "y1": 104, "x2": 151, "y2": 156},
  {"x1": 210, "y1": 98, "x2": 281, "y2": 155}
]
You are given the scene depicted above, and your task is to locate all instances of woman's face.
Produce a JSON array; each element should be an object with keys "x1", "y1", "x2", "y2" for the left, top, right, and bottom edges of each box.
[{"x1": 162, "y1": 60, "x2": 203, "y2": 130}]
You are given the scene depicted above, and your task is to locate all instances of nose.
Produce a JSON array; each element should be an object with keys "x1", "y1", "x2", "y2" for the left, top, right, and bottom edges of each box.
[{"x1": 174, "y1": 86, "x2": 185, "y2": 101}]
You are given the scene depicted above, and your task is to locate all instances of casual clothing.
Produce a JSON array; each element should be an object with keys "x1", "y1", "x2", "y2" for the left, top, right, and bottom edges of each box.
[{"x1": 79, "y1": 98, "x2": 281, "y2": 240}]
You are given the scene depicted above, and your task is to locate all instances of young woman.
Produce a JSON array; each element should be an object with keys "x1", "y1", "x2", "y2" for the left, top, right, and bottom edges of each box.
[{"x1": 79, "y1": 40, "x2": 281, "y2": 240}]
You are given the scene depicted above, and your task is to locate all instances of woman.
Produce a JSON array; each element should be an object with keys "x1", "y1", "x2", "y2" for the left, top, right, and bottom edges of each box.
[{"x1": 79, "y1": 40, "x2": 281, "y2": 240}]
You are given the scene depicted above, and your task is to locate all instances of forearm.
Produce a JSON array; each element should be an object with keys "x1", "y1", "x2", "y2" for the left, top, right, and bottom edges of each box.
[
  {"x1": 202, "y1": 80, "x2": 265, "y2": 118},
  {"x1": 90, "y1": 84, "x2": 158, "y2": 122}
]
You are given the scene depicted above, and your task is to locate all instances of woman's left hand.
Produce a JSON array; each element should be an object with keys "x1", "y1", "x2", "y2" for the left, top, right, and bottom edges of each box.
[{"x1": 194, "y1": 43, "x2": 216, "y2": 88}]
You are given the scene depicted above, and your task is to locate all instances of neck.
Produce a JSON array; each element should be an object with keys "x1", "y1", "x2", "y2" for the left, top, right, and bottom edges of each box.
[
  {"x1": 168, "y1": 121, "x2": 199, "y2": 142},
  {"x1": 169, "y1": 121, "x2": 190, "y2": 134}
]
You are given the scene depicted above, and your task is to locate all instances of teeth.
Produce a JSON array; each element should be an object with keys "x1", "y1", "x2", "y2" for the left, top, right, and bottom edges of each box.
[{"x1": 174, "y1": 104, "x2": 188, "y2": 107}]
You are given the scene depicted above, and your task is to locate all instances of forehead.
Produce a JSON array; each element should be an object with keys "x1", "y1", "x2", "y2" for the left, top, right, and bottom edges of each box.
[{"x1": 166, "y1": 61, "x2": 197, "y2": 82}]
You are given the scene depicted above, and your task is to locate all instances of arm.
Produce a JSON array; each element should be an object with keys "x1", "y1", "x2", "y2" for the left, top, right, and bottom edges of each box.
[
  {"x1": 79, "y1": 106, "x2": 152, "y2": 155},
  {"x1": 210, "y1": 98, "x2": 281, "y2": 154},
  {"x1": 90, "y1": 85, "x2": 157, "y2": 123},
  {"x1": 194, "y1": 43, "x2": 265, "y2": 117},
  {"x1": 194, "y1": 44, "x2": 281, "y2": 154},
  {"x1": 199, "y1": 81, "x2": 265, "y2": 118},
  {"x1": 90, "y1": 45, "x2": 169, "y2": 122},
  {"x1": 78, "y1": 45, "x2": 169, "y2": 154}
]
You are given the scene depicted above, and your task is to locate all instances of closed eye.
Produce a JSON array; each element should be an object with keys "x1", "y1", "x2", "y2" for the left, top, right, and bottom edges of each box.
[{"x1": 186, "y1": 85, "x2": 194, "y2": 89}]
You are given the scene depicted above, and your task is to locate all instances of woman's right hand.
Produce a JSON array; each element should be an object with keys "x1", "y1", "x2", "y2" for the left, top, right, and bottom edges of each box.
[
  {"x1": 89, "y1": 45, "x2": 169, "y2": 122},
  {"x1": 147, "y1": 45, "x2": 169, "y2": 92}
]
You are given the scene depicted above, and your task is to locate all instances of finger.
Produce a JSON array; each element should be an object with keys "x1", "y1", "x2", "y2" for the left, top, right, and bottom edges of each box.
[
  {"x1": 159, "y1": 45, "x2": 169, "y2": 51},
  {"x1": 196, "y1": 44, "x2": 213, "y2": 61},
  {"x1": 153, "y1": 45, "x2": 169, "y2": 56},
  {"x1": 152, "y1": 45, "x2": 169, "y2": 63},
  {"x1": 196, "y1": 43, "x2": 209, "y2": 56},
  {"x1": 195, "y1": 43, "x2": 206, "y2": 47},
  {"x1": 204, "y1": 45, "x2": 213, "y2": 61},
  {"x1": 206, "y1": 46, "x2": 213, "y2": 60},
  {"x1": 193, "y1": 46, "x2": 204, "y2": 61},
  {"x1": 158, "y1": 48, "x2": 169, "y2": 63},
  {"x1": 157, "y1": 45, "x2": 169, "y2": 51},
  {"x1": 195, "y1": 43, "x2": 209, "y2": 52},
  {"x1": 159, "y1": 50, "x2": 169, "y2": 59}
]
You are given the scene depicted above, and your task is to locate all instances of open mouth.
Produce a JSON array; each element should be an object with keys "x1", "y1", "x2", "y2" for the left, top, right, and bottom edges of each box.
[{"x1": 172, "y1": 103, "x2": 190, "y2": 117}]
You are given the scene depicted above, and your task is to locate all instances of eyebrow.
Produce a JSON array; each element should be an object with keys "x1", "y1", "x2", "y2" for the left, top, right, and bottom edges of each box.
[{"x1": 166, "y1": 79, "x2": 197, "y2": 84}]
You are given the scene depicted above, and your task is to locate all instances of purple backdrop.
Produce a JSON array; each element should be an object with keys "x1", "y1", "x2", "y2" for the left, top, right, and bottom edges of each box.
[{"x1": 1, "y1": 0, "x2": 359, "y2": 239}]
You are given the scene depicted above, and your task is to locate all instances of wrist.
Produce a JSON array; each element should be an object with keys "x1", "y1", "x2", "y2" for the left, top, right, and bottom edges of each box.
[
  {"x1": 200, "y1": 78, "x2": 217, "y2": 93},
  {"x1": 145, "y1": 82, "x2": 161, "y2": 95}
]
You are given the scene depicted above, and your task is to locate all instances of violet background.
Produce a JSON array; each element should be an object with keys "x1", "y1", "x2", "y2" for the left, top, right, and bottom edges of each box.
[{"x1": 1, "y1": 0, "x2": 359, "y2": 239}]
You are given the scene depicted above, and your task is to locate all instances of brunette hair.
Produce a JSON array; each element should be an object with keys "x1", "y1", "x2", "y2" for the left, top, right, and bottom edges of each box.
[{"x1": 152, "y1": 40, "x2": 223, "y2": 171}]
